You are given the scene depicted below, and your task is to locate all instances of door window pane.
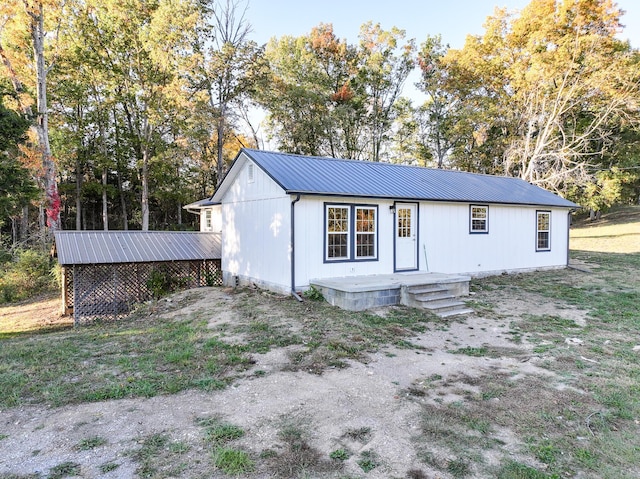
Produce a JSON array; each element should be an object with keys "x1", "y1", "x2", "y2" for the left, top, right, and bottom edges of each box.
[{"x1": 397, "y1": 208, "x2": 411, "y2": 238}]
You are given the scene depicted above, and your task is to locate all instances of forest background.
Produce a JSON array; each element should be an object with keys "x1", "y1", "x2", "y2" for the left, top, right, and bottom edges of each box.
[{"x1": 0, "y1": 0, "x2": 638, "y2": 245}]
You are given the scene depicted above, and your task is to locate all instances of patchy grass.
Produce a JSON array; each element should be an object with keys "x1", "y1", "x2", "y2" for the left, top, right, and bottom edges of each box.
[
  {"x1": 74, "y1": 436, "x2": 107, "y2": 451},
  {"x1": 0, "y1": 293, "x2": 71, "y2": 336},
  {"x1": 196, "y1": 416, "x2": 245, "y2": 445},
  {"x1": 98, "y1": 462, "x2": 120, "y2": 474},
  {"x1": 0, "y1": 287, "x2": 442, "y2": 409},
  {"x1": 414, "y1": 245, "x2": 640, "y2": 478},
  {"x1": 264, "y1": 416, "x2": 343, "y2": 478},
  {"x1": 329, "y1": 448, "x2": 350, "y2": 461},
  {"x1": 213, "y1": 447, "x2": 254, "y2": 475},
  {"x1": 47, "y1": 461, "x2": 81, "y2": 479},
  {"x1": 570, "y1": 205, "x2": 640, "y2": 253},
  {"x1": 1, "y1": 206, "x2": 639, "y2": 479},
  {"x1": 357, "y1": 450, "x2": 381, "y2": 473},
  {"x1": 128, "y1": 432, "x2": 191, "y2": 478}
]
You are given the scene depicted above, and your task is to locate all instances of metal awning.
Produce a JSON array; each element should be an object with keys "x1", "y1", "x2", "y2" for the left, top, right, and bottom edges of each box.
[{"x1": 54, "y1": 231, "x2": 221, "y2": 266}]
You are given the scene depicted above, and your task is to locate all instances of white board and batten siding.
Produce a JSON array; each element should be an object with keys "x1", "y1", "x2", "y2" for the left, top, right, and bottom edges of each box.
[
  {"x1": 293, "y1": 197, "x2": 396, "y2": 290},
  {"x1": 293, "y1": 198, "x2": 569, "y2": 289},
  {"x1": 219, "y1": 155, "x2": 292, "y2": 293},
  {"x1": 422, "y1": 203, "x2": 569, "y2": 275}
]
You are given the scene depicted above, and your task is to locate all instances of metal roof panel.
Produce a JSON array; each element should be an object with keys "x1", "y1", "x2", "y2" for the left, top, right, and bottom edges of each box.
[
  {"x1": 54, "y1": 231, "x2": 221, "y2": 266},
  {"x1": 240, "y1": 149, "x2": 578, "y2": 208}
]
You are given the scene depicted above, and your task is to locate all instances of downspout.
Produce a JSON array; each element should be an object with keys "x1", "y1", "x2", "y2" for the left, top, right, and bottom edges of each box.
[
  {"x1": 566, "y1": 209, "x2": 574, "y2": 267},
  {"x1": 290, "y1": 194, "x2": 303, "y2": 301}
]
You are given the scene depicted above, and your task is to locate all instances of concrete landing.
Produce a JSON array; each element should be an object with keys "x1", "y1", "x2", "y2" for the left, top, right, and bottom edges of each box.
[{"x1": 310, "y1": 272, "x2": 471, "y2": 313}]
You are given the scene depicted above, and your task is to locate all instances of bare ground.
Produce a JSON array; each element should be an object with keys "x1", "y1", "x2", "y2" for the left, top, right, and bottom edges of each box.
[{"x1": 0, "y1": 283, "x2": 590, "y2": 479}]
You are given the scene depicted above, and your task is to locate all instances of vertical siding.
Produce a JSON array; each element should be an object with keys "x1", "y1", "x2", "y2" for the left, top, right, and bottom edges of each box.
[
  {"x1": 221, "y1": 157, "x2": 291, "y2": 292},
  {"x1": 294, "y1": 196, "x2": 395, "y2": 288},
  {"x1": 422, "y1": 203, "x2": 569, "y2": 274},
  {"x1": 200, "y1": 205, "x2": 222, "y2": 233}
]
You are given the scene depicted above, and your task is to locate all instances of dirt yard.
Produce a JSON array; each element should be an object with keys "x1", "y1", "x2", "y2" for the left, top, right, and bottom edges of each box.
[{"x1": 0, "y1": 283, "x2": 595, "y2": 478}]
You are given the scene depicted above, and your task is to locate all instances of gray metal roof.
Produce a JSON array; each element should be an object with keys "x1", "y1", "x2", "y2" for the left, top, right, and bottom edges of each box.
[
  {"x1": 54, "y1": 231, "x2": 221, "y2": 266},
  {"x1": 231, "y1": 149, "x2": 577, "y2": 208},
  {"x1": 183, "y1": 197, "x2": 219, "y2": 210}
]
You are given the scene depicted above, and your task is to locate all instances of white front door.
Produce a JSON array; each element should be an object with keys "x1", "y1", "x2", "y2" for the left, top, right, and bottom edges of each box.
[{"x1": 395, "y1": 203, "x2": 418, "y2": 271}]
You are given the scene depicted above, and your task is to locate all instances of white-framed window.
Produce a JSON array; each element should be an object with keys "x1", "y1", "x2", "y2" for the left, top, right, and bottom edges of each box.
[
  {"x1": 355, "y1": 206, "x2": 377, "y2": 259},
  {"x1": 470, "y1": 205, "x2": 489, "y2": 233},
  {"x1": 326, "y1": 206, "x2": 350, "y2": 260},
  {"x1": 205, "y1": 209, "x2": 212, "y2": 230},
  {"x1": 536, "y1": 210, "x2": 551, "y2": 251},
  {"x1": 325, "y1": 204, "x2": 378, "y2": 262}
]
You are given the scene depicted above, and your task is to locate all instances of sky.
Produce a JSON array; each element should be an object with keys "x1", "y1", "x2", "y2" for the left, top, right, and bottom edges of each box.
[{"x1": 246, "y1": 0, "x2": 640, "y2": 49}]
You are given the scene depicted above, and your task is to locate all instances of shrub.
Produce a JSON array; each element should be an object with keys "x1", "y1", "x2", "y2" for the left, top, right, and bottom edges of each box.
[
  {"x1": 303, "y1": 285, "x2": 324, "y2": 301},
  {"x1": 146, "y1": 268, "x2": 174, "y2": 299},
  {"x1": 0, "y1": 248, "x2": 56, "y2": 303}
]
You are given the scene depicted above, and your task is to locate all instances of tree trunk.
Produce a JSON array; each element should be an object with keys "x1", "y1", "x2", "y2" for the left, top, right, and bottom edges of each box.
[
  {"x1": 141, "y1": 145, "x2": 150, "y2": 231},
  {"x1": 20, "y1": 205, "x2": 29, "y2": 241},
  {"x1": 38, "y1": 203, "x2": 45, "y2": 248},
  {"x1": 117, "y1": 169, "x2": 128, "y2": 230},
  {"x1": 11, "y1": 217, "x2": 18, "y2": 246},
  {"x1": 102, "y1": 167, "x2": 108, "y2": 230},
  {"x1": 216, "y1": 108, "x2": 225, "y2": 187},
  {"x1": 75, "y1": 156, "x2": 82, "y2": 230},
  {"x1": 114, "y1": 108, "x2": 128, "y2": 230},
  {"x1": 1, "y1": 2, "x2": 58, "y2": 234},
  {"x1": 29, "y1": 1, "x2": 60, "y2": 233}
]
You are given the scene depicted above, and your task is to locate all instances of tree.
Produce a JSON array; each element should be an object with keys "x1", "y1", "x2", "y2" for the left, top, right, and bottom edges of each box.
[
  {"x1": 0, "y1": 89, "x2": 38, "y2": 240},
  {"x1": 437, "y1": 0, "x2": 640, "y2": 201},
  {"x1": 67, "y1": 0, "x2": 201, "y2": 230},
  {"x1": 256, "y1": 22, "x2": 415, "y2": 161},
  {"x1": 357, "y1": 22, "x2": 415, "y2": 162},
  {"x1": 197, "y1": 0, "x2": 260, "y2": 186},
  {"x1": 415, "y1": 35, "x2": 467, "y2": 168},
  {"x1": 255, "y1": 25, "x2": 349, "y2": 157},
  {"x1": 0, "y1": 0, "x2": 68, "y2": 233}
]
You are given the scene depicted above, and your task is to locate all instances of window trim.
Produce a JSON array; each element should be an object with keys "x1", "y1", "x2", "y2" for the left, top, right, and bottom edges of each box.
[
  {"x1": 536, "y1": 210, "x2": 551, "y2": 252},
  {"x1": 324, "y1": 203, "x2": 379, "y2": 263},
  {"x1": 325, "y1": 204, "x2": 351, "y2": 261},
  {"x1": 355, "y1": 206, "x2": 378, "y2": 260},
  {"x1": 469, "y1": 204, "x2": 489, "y2": 234}
]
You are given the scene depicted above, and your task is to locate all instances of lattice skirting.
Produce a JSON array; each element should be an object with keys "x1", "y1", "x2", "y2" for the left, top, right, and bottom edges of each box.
[{"x1": 63, "y1": 259, "x2": 222, "y2": 323}]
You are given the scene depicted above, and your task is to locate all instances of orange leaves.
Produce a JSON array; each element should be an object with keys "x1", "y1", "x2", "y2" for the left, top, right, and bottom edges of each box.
[{"x1": 331, "y1": 82, "x2": 354, "y2": 103}]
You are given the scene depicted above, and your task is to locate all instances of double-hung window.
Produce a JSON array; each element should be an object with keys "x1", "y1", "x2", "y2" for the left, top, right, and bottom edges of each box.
[
  {"x1": 355, "y1": 207, "x2": 376, "y2": 259},
  {"x1": 205, "y1": 210, "x2": 212, "y2": 230},
  {"x1": 326, "y1": 206, "x2": 350, "y2": 260},
  {"x1": 470, "y1": 205, "x2": 488, "y2": 233},
  {"x1": 536, "y1": 211, "x2": 551, "y2": 251},
  {"x1": 325, "y1": 204, "x2": 378, "y2": 262}
]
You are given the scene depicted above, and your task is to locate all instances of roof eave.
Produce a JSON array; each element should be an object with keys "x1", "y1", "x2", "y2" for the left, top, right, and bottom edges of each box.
[{"x1": 284, "y1": 190, "x2": 577, "y2": 209}]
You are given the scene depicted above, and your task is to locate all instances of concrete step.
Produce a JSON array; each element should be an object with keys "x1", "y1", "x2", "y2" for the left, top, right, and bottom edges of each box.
[
  {"x1": 421, "y1": 299, "x2": 468, "y2": 313},
  {"x1": 402, "y1": 281, "x2": 474, "y2": 318},
  {"x1": 436, "y1": 307, "x2": 475, "y2": 318},
  {"x1": 407, "y1": 285, "x2": 448, "y2": 295},
  {"x1": 412, "y1": 292, "x2": 456, "y2": 303}
]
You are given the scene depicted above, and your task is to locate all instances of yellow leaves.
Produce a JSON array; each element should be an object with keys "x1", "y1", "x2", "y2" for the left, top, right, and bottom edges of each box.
[{"x1": 142, "y1": 0, "x2": 200, "y2": 66}]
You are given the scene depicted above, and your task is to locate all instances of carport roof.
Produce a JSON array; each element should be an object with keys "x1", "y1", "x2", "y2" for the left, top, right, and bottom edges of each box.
[{"x1": 54, "y1": 231, "x2": 221, "y2": 266}]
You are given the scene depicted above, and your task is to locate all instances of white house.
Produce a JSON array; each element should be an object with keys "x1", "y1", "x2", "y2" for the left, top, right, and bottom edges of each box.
[
  {"x1": 184, "y1": 198, "x2": 222, "y2": 233},
  {"x1": 210, "y1": 149, "x2": 578, "y2": 304}
]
